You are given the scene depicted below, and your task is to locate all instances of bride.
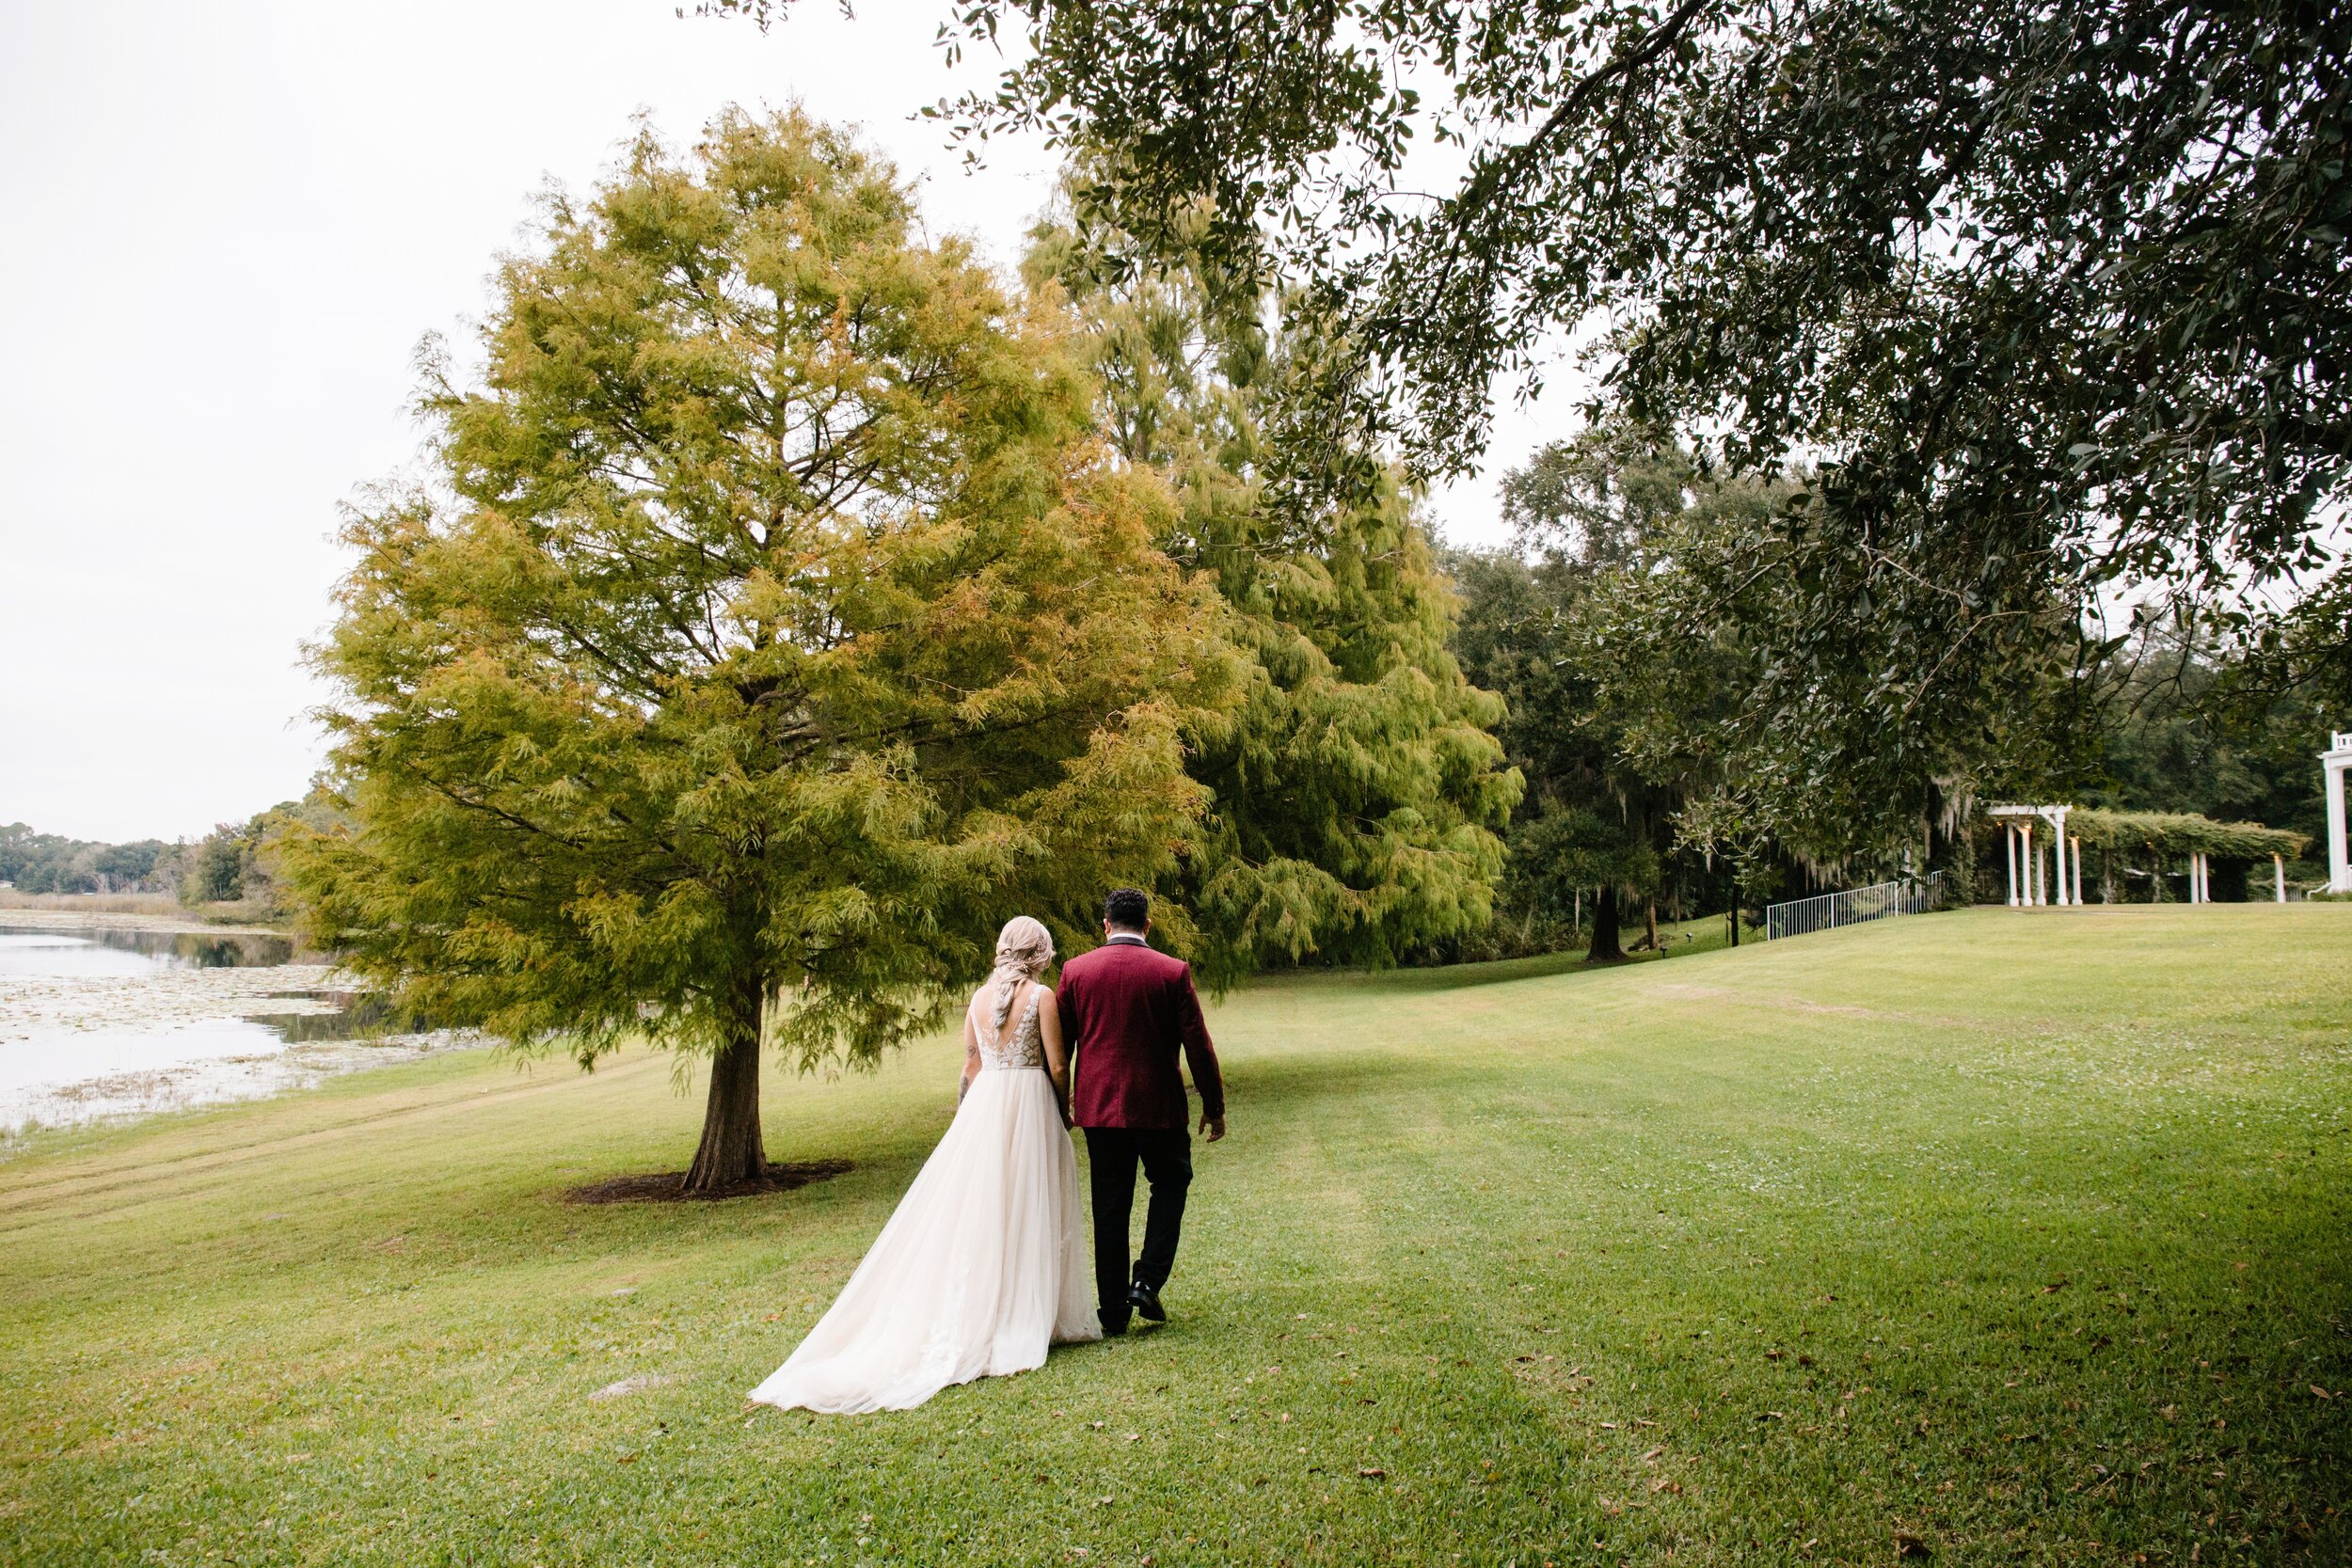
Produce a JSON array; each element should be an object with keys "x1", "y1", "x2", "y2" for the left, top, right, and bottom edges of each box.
[{"x1": 748, "y1": 915, "x2": 1100, "y2": 1414}]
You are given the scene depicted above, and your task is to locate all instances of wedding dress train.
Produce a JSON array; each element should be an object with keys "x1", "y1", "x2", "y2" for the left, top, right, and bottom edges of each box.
[{"x1": 747, "y1": 984, "x2": 1100, "y2": 1415}]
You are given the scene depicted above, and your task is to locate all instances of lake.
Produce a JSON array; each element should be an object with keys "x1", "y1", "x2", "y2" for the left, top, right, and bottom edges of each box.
[{"x1": 0, "y1": 921, "x2": 471, "y2": 1139}]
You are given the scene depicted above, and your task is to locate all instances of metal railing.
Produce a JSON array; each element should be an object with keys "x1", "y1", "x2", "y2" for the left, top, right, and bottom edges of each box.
[{"x1": 1764, "y1": 872, "x2": 1947, "y2": 942}]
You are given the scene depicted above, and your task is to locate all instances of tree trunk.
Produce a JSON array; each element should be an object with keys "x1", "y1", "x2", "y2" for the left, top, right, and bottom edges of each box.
[
  {"x1": 1643, "y1": 901, "x2": 1660, "y2": 951},
  {"x1": 1586, "y1": 884, "x2": 1626, "y2": 962},
  {"x1": 682, "y1": 1020, "x2": 767, "y2": 1195}
]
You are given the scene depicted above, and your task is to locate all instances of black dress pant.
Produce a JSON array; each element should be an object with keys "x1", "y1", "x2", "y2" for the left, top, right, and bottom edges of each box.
[{"x1": 1083, "y1": 1126, "x2": 1192, "y2": 1318}]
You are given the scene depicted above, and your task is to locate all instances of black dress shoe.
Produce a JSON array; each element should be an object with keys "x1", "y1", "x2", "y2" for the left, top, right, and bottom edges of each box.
[
  {"x1": 1098, "y1": 1308, "x2": 1131, "y2": 1337},
  {"x1": 1128, "y1": 1281, "x2": 1168, "y2": 1323}
]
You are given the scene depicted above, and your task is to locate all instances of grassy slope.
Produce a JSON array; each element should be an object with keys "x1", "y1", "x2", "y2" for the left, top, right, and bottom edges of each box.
[{"x1": 2, "y1": 906, "x2": 2346, "y2": 1567}]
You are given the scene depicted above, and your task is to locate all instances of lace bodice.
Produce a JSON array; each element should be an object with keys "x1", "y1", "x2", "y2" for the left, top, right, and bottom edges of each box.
[{"x1": 977, "y1": 983, "x2": 1046, "y2": 1071}]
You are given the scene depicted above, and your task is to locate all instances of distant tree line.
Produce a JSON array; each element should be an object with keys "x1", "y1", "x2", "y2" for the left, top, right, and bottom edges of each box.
[
  {"x1": 0, "y1": 825, "x2": 179, "y2": 895},
  {"x1": 1, "y1": 803, "x2": 321, "y2": 911}
]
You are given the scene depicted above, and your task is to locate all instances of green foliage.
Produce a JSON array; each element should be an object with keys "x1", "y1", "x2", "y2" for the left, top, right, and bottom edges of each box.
[
  {"x1": 1450, "y1": 422, "x2": 1835, "y2": 957},
  {"x1": 181, "y1": 831, "x2": 247, "y2": 905},
  {"x1": 2087, "y1": 624, "x2": 2344, "y2": 865},
  {"x1": 1025, "y1": 214, "x2": 1518, "y2": 977},
  {"x1": 1507, "y1": 805, "x2": 1658, "y2": 916},
  {"x1": 281, "y1": 112, "x2": 1234, "y2": 1089},
  {"x1": 0, "y1": 824, "x2": 176, "y2": 895},
  {"x1": 2068, "y1": 809, "x2": 2308, "y2": 862},
  {"x1": 1584, "y1": 460, "x2": 2091, "y2": 857},
  {"x1": 175, "y1": 801, "x2": 324, "y2": 912},
  {"x1": 791, "y1": 0, "x2": 2352, "y2": 847}
]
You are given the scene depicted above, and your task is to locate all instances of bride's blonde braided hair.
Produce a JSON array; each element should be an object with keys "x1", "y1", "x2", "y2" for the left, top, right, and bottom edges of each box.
[{"x1": 986, "y1": 915, "x2": 1055, "y2": 1032}]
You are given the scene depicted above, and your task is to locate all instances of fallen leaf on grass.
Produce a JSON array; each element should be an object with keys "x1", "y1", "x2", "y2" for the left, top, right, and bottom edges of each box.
[
  {"x1": 1358, "y1": 1467, "x2": 1386, "y2": 1480},
  {"x1": 2312, "y1": 1386, "x2": 2334, "y2": 1400},
  {"x1": 1649, "y1": 1478, "x2": 1679, "y2": 1494}
]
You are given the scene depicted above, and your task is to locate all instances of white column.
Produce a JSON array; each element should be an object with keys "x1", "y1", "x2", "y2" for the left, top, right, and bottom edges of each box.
[
  {"x1": 2073, "y1": 836, "x2": 2085, "y2": 905},
  {"x1": 2275, "y1": 853, "x2": 2287, "y2": 903},
  {"x1": 2327, "y1": 734, "x2": 2352, "y2": 895},
  {"x1": 2005, "y1": 824, "x2": 2019, "y2": 906},
  {"x1": 2035, "y1": 836, "x2": 2047, "y2": 906}
]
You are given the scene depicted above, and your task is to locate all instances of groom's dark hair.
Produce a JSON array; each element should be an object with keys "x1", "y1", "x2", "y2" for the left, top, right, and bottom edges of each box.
[{"x1": 1104, "y1": 888, "x2": 1150, "y2": 931}]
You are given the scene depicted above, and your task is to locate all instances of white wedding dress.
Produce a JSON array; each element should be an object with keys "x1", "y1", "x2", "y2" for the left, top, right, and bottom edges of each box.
[{"x1": 748, "y1": 981, "x2": 1100, "y2": 1414}]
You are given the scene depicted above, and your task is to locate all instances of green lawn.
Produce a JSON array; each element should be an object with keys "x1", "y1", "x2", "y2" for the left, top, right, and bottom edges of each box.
[{"x1": 4, "y1": 906, "x2": 2347, "y2": 1567}]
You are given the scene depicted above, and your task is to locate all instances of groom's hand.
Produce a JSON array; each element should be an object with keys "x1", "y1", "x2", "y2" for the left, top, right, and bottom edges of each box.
[{"x1": 1200, "y1": 1113, "x2": 1225, "y2": 1143}]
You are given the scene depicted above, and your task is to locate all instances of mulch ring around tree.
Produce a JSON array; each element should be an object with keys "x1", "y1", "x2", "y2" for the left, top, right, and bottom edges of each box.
[{"x1": 564, "y1": 1159, "x2": 852, "y2": 1205}]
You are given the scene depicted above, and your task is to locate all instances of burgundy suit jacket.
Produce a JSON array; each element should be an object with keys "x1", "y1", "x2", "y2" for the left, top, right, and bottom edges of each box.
[{"x1": 1057, "y1": 937, "x2": 1224, "y2": 1131}]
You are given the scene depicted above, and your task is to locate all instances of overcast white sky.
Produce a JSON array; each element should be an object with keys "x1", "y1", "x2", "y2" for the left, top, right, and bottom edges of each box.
[{"x1": 0, "y1": 1, "x2": 1554, "y2": 844}]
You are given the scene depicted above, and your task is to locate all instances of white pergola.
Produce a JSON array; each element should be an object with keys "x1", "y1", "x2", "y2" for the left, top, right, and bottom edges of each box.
[
  {"x1": 1993, "y1": 796, "x2": 2309, "y2": 907},
  {"x1": 2326, "y1": 730, "x2": 2352, "y2": 895},
  {"x1": 1987, "y1": 803, "x2": 2080, "y2": 907}
]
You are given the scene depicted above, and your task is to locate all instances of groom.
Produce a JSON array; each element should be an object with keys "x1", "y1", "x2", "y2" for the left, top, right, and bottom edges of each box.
[{"x1": 1056, "y1": 888, "x2": 1226, "y2": 1336}]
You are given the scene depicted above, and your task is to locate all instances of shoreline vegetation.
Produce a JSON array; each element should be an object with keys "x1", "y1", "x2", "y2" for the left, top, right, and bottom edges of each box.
[{"x1": 0, "y1": 890, "x2": 288, "y2": 932}]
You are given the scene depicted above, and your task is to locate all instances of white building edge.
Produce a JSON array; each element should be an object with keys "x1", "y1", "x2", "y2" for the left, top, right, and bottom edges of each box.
[{"x1": 2326, "y1": 730, "x2": 2352, "y2": 895}]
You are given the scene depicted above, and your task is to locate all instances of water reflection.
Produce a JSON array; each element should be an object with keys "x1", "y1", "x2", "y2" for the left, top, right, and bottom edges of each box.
[
  {"x1": 0, "y1": 924, "x2": 295, "y2": 975},
  {"x1": 244, "y1": 990, "x2": 431, "y2": 1042},
  {"x1": 0, "y1": 924, "x2": 466, "y2": 1139}
]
